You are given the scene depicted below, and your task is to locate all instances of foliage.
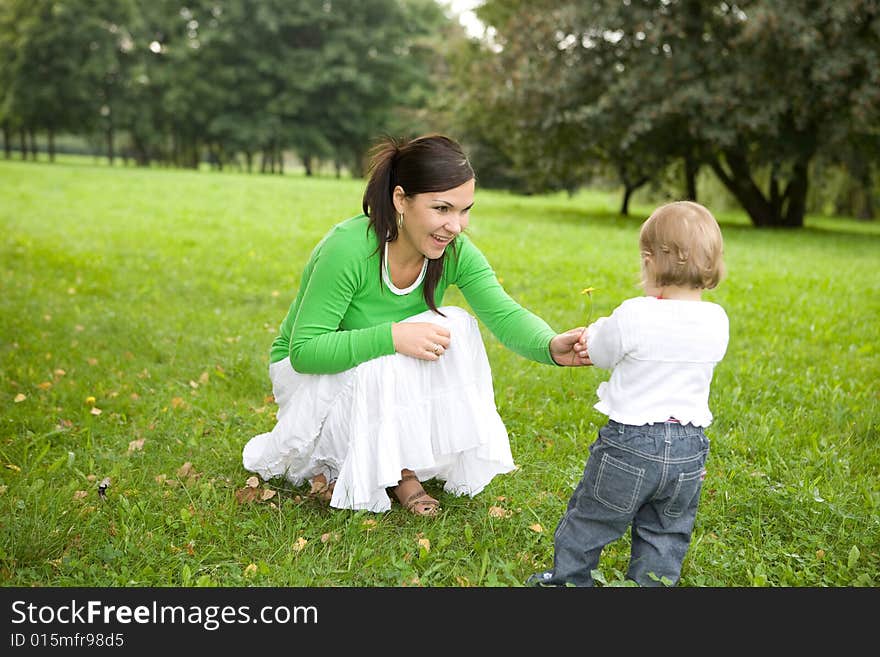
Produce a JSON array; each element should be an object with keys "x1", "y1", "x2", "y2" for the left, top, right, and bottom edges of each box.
[
  {"x1": 0, "y1": 0, "x2": 451, "y2": 172},
  {"x1": 1, "y1": 159, "x2": 878, "y2": 587},
  {"x1": 457, "y1": 0, "x2": 880, "y2": 227}
]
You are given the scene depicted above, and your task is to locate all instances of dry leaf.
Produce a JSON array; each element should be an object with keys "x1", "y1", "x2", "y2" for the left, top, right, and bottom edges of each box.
[
  {"x1": 127, "y1": 439, "x2": 145, "y2": 454},
  {"x1": 189, "y1": 380, "x2": 199, "y2": 389},
  {"x1": 292, "y1": 537, "x2": 308, "y2": 552},
  {"x1": 454, "y1": 575, "x2": 471, "y2": 587},
  {"x1": 38, "y1": 381, "x2": 52, "y2": 390},
  {"x1": 87, "y1": 358, "x2": 98, "y2": 366},
  {"x1": 90, "y1": 407, "x2": 102, "y2": 416},
  {"x1": 417, "y1": 537, "x2": 431, "y2": 552},
  {"x1": 155, "y1": 474, "x2": 167, "y2": 485},
  {"x1": 198, "y1": 372, "x2": 209, "y2": 384},
  {"x1": 54, "y1": 368, "x2": 66, "y2": 377},
  {"x1": 320, "y1": 532, "x2": 339, "y2": 543},
  {"x1": 13, "y1": 393, "x2": 26, "y2": 403},
  {"x1": 260, "y1": 488, "x2": 276, "y2": 501},
  {"x1": 816, "y1": 549, "x2": 825, "y2": 559},
  {"x1": 73, "y1": 490, "x2": 88, "y2": 500},
  {"x1": 234, "y1": 487, "x2": 261, "y2": 504},
  {"x1": 171, "y1": 397, "x2": 185, "y2": 409},
  {"x1": 488, "y1": 506, "x2": 512, "y2": 518},
  {"x1": 177, "y1": 462, "x2": 194, "y2": 478},
  {"x1": 245, "y1": 476, "x2": 260, "y2": 488},
  {"x1": 529, "y1": 523, "x2": 544, "y2": 533},
  {"x1": 243, "y1": 563, "x2": 257, "y2": 577},
  {"x1": 362, "y1": 518, "x2": 378, "y2": 530},
  {"x1": 5, "y1": 464, "x2": 21, "y2": 472},
  {"x1": 0, "y1": 485, "x2": 7, "y2": 495}
]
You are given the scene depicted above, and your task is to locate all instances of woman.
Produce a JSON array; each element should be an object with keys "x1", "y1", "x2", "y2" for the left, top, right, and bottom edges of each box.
[{"x1": 243, "y1": 134, "x2": 589, "y2": 516}]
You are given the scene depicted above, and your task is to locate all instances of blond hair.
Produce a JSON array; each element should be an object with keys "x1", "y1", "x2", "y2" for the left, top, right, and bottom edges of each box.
[{"x1": 639, "y1": 201, "x2": 725, "y2": 290}]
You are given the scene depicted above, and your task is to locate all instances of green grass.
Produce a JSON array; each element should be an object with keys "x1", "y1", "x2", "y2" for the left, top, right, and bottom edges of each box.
[{"x1": 1, "y1": 158, "x2": 878, "y2": 587}]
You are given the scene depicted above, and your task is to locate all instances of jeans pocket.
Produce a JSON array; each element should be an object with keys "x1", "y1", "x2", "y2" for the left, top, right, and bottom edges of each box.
[
  {"x1": 664, "y1": 467, "x2": 704, "y2": 518},
  {"x1": 593, "y1": 452, "x2": 644, "y2": 514}
]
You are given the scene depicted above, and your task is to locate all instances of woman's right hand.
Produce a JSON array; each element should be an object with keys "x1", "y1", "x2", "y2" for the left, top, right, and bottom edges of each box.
[{"x1": 392, "y1": 322, "x2": 451, "y2": 361}]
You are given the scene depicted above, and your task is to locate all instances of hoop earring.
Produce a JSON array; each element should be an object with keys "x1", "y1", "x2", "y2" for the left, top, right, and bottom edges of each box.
[{"x1": 397, "y1": 212, "x2": 404, "y2": 229}]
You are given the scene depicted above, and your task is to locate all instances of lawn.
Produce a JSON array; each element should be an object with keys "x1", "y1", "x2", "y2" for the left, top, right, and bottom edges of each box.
[{"x1": 1, "y1": 158, "x2": 877, "y2": 586}]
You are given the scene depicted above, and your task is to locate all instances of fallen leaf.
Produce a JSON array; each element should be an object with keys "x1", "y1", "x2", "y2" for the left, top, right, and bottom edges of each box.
[
  {"x1": 417, "y1": 537, "x2": 431, "y2": 551},
  {"x1": 816, "y1": 549, "x2": 825, "y2": 559},
  {"x1": 189, "y1": 380, "x2": 199, "y2": 389},
  {"x1": 320, "y1": 532, "x2": 339, "y2": 543},
  {"x1": 73, "y1": 490, "x2": 88, "y2": 500},
  {"x1": 488, "y1": 506, "x2": 512, "y2": 518},
  {"x1": 90, "y1": 407, "x2": 102, "y2": 416},
  {"x1": 37, "y1": 381, "x2": 52, "y2": 390},
  {"x1": 5, "y1": 464, "x2": 21, "y2": 472},
  {"x1": 130, "y1": 393, "x2": 140, "y2": 400},
  {"x1": 234, "y1": 487, "x2": 261, "y2": 504},
  {"x1": 529, "y1": 523, "x2": 544, "y2": 533},
  {"x1": 87, "y1": 358, "x2": 98, "y2": 366},
  {"x1": 0, "y1": 485, "x2": 7, "y2": 495},
  {"x1": 54, "y1": 369, "x2": 66, "y2": 377},
  {"x1": 362, "y1": 518, "x2": 378, "y2": 530},
  {"x1": 13, "y1": 393, "x2": 26, "y2": 403},
  {"x1": 177, "y1": 462, "x2": 194, "y2": 478},
  {"x1": 292, "y1": 537, "x2": 308, "y2": 552},
  {"x1": 260, "y1": 488, "x2": 276, "y2": 501},
  {"x1": 171, "y1": 397, "x2": 185, "y2": 409},
  {"x1": 155, "y1": 474, "x2": 168, "y2": 485},
  {"x1": 245, "y1": 476, "x2": 260, "y2": 488},
  {"x1": 127, "y1": 439, "x2": 145, "y2": 454},
  {"x1": 198, "y1": 372, "x2": 209, "y2": 384},
  {"x1": 243, "y1": 563, "x2": 257, "y2": 577}
]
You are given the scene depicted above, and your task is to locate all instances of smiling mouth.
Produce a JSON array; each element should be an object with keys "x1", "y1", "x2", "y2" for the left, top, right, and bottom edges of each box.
[{"x1": 431, "y1": 234, "x2": 453, "y2": 244}]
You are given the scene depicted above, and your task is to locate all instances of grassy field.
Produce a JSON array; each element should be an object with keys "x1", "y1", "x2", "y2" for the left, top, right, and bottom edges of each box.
[{"x1": 1, "y1": 158, "x2": 878, "y2": 587}]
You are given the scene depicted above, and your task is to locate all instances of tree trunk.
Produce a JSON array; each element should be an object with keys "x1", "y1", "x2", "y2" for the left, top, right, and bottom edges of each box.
[
  {"x1": 335, "y1": 158, "x2": 342, "y2": 178},
  {"x1": 710, "y1": 149, "x2": 806, "y2": 227},
  {"x1": 684, "y1": 155, "x2": 698, "y2": 201},
  {"x1": 245, "y1": 150, "x2": 253, "y2": 173},
  {"x1": 19, "y1": 129, "x2": 26, "y2": 160},
  {"x1": 619, "y1": 176, "x2": 648, "y2": 216},
  {"x1": 858, "y1": 170, "x2": 875, "y2": 221},
  {"x1": 28, "y1": 128, "x2": 37, "y2": 160},
  {"x1": 106, "y1": 123, "x2": 115, "y2": 165},
  {"x1": 2, "y1": 121, "x2": 10, "y2": 159},
  {"x1": 48, "y1": 128, "x2": 55, "y2": 162},
  {"x1": 303, "y1": 154, "x2": 313, "y2": 176}
]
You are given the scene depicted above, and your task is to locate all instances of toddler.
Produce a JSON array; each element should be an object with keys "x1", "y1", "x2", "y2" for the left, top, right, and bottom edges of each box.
[{"x1": 529, "y1": 201, "x2": 729, "y2": 587}]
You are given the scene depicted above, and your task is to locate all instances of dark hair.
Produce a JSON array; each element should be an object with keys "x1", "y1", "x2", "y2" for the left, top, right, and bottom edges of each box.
[{"x1": 362, "y1": 134, "x2": 475, "y2": 313}]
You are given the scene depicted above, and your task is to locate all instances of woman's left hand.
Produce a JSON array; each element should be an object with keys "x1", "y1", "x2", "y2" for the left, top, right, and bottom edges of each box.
[{"x1": 550, "y1": 328, "x2": 592, "y2": 367}]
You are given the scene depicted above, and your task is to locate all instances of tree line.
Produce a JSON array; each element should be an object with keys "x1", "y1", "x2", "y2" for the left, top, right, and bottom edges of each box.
[
  {"x1": 0, "y1": 0, "x2": 452, "y2": 175},
  {"x1": 444, "y1": 0, "x2": 879, "y2": 226},
  {"x1": 1, "y1": 0, "x2": 877, "y2": 226}
]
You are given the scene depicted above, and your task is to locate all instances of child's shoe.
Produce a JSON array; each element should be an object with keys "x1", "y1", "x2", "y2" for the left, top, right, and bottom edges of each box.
[{"x1": 525, "y1": 570, "x2": 565, "y2": 587}]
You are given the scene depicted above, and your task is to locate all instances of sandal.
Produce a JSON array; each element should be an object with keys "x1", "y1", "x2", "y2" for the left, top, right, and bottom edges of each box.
[
  {"x1": 307, "y1": 474, "x2": 335, "y2": 504},
  {"x1": 391, "y1": 474, "x2": 441, "y2": 517}
]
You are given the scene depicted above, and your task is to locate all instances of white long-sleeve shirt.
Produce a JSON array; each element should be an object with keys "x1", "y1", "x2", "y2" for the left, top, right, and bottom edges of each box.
[{"x1": 585, "y1": 296, "x2": 729, "y2": 427}]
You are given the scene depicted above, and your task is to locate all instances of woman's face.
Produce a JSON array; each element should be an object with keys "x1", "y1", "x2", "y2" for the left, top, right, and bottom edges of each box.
[{"x1": 394, "y1": 178, "x2": 475, "y2": 260}]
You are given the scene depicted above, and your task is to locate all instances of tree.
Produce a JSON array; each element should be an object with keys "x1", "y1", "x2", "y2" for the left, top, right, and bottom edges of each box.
[{"x1": 463, "y1": 0, "x2": 880, "y2": 227}]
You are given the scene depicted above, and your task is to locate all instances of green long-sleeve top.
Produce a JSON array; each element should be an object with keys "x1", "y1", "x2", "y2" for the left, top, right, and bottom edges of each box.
[{"x1": 270, "y1": 214, "x2": 558, "y2": 374}]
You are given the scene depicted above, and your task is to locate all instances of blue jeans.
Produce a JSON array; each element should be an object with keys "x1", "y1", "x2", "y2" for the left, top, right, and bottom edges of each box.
[{"x1": 548, "y1": 419, "x2": 710, "y2": 587}]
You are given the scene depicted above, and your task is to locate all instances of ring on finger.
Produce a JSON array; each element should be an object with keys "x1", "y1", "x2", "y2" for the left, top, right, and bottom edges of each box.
[{"x1": 432, "y1": 343, "x2": 442, "y2": 356}]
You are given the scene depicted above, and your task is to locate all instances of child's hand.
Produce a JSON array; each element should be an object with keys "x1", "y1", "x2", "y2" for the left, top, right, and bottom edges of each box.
[{"x1": 550, "y1": 328, "x2": 592, "y2": 367}]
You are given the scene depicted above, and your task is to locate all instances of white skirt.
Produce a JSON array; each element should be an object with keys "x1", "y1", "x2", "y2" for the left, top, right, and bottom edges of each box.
[{"x1": 241, "y1": 306, "x2": 515, "y2": 512}]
